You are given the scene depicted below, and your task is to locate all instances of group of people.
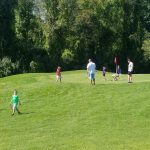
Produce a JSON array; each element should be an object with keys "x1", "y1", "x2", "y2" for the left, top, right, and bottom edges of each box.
[
  {"x1": 10, "y1": 58, "x2": 133, "y2": 115},
  {"x1": 86, "y1": 58, "x2": 134, "y2": 85},
  {"x1": 55, "y1": 58, "x2": 133, "y2": 85}
]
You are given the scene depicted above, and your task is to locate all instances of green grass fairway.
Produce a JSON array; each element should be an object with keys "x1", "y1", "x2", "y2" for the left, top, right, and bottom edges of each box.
[{"x1": 0, "y1": 71, "x2": 150, "y2": 150}]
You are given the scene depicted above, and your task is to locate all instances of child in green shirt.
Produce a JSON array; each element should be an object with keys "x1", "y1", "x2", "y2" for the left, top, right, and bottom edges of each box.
[{"x1": 11, "y1": 90, "x2": 21, "y2": 115}]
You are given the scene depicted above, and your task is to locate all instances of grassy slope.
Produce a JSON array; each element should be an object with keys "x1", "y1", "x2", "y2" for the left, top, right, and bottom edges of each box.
[{"x1": 0, "y1": 71, "x2": 150, "y2": 150}]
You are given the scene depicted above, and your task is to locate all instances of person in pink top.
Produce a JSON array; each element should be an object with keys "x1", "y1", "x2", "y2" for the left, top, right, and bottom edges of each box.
[{"x1": 56, "y1": 66, "x2": 61, "y2": 82}]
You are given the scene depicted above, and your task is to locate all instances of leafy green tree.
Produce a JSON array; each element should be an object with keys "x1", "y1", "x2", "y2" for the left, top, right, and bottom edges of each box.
[
  {"x1": 0, "y1": 0, "x2": 17, "y2": 59},
  {"x1": 0, "y1": 0, "x2": 149, "y2": 76},
  {"x1": 15, "y1": 0, "x2": 46, "y2": 71}
]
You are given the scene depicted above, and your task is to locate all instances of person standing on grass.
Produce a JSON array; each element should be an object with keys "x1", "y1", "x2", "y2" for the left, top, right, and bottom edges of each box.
[
  {"x1": 112, "y1": 65, "x2": 121, "y2": 81},
  {"x1": 102, "y1": 66, "x2": 106, "y2": 80},
  {"x1": 56, "y1": 66, "x2": 61, "y2": 82},
  {"x1": 87, "y1": 59, "x2": 96, "y2": 85},
  {"x1": 117, "y1": 65, "x2": 121, "y2": 76},
  {"x1": 11, "y1": 90, "x2": 21, "y2": 115},
  {"x1": 127, "y1": 58, "x2": 134, "y2": 83},
  {"x1": 116, "y1": 65, "x2": 121, "y2": 79}
]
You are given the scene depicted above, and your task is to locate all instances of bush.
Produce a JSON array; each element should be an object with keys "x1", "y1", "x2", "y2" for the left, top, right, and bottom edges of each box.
[
  {"x1": 0, "y1": 57, "x2": 20, "y2": 77},
  {"x1": 1, "y1": 57, "x2": 12, "y2": 76},
  {"x1": 61, "y1": 49, "x2": 74, "y2": 64},
  {"x1": 0, "y1": 61, "x2": 3, "y2": 78},
  {"x1": 27, "y1": 48, "x2": 51, "y2": 72},
  {"x1": 30, "y1": 61, "x2": 39, "y2": 73}
]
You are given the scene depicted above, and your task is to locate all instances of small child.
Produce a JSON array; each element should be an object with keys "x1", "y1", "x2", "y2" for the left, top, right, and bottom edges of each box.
[
  {"x1": 102, "y1": 66, "x2": 106, "y2": 80},
  {"x1": 117, "y1": 65, "x2": 121, "y2": 77},
  {"x1": 11, "y1": 90, "x2": 21, "y2": 115},
  {"x1": 112, "y1": 73, "x2": 118, "y2": 81},
  {"x1": 112, "y1": 65, "x2": 121, "y2": 81},
  {"x1": 56, "y1": 66, "x2": 61, "y2": 82}
]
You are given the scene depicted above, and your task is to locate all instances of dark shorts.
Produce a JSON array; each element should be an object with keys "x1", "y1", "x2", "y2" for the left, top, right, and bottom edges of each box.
[
  {"x1": 128, "y1": 71, "x2": 132, "y2": 76},
  {"x1": 103, "y1": 73, "x2": 105, "y2": 77}
]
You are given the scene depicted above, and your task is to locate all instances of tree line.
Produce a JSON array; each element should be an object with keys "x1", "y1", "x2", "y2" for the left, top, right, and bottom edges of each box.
[{"x1": 0, "y1": 0, "x2": 149, "y2": 77}]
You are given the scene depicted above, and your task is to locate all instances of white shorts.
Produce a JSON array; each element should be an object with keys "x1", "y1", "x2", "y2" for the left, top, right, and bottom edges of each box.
[
  {"x1": 56, "y1": 75, "x2": 61, "y2": 80},
  {"x1": 12, "y1": 104, "x2": 17, "y2": 110}
]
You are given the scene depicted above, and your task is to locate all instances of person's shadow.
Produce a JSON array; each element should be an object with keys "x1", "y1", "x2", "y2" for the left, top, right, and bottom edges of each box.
[
  {"x1": 0, "y1": 109, "x2": 5, "y2": 112},
  {"x1": 19, "y1": 112, "x2": 35, "y2": 115}
]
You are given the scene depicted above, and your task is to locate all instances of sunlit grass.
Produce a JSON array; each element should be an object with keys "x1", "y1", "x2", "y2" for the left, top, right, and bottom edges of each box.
[{"x1": 0, "y1": 71, "x2": 150, "y2": 150}]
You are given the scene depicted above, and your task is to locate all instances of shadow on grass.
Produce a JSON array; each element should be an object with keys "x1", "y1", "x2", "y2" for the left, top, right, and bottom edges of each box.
[
  {"x1": 20, "y1": 112, "x2": 35, "y2": 115},
  {"x1": 0, "y1": 109, "x2": 6, "y2": 112}
]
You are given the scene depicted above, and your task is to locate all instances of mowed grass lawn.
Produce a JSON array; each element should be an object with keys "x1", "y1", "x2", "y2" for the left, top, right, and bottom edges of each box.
[{"x1": 0, "y1": 70, "x2": 150, "y2": 150}]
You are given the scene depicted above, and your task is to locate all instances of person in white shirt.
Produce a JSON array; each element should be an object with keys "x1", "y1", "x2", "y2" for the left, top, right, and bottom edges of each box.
[
  {"x1": 87, "y1": 59, "x2": 96, "y2": 85},
  {"x1": 127, "y1": 58, "x2": 134, "y2": 83}
]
